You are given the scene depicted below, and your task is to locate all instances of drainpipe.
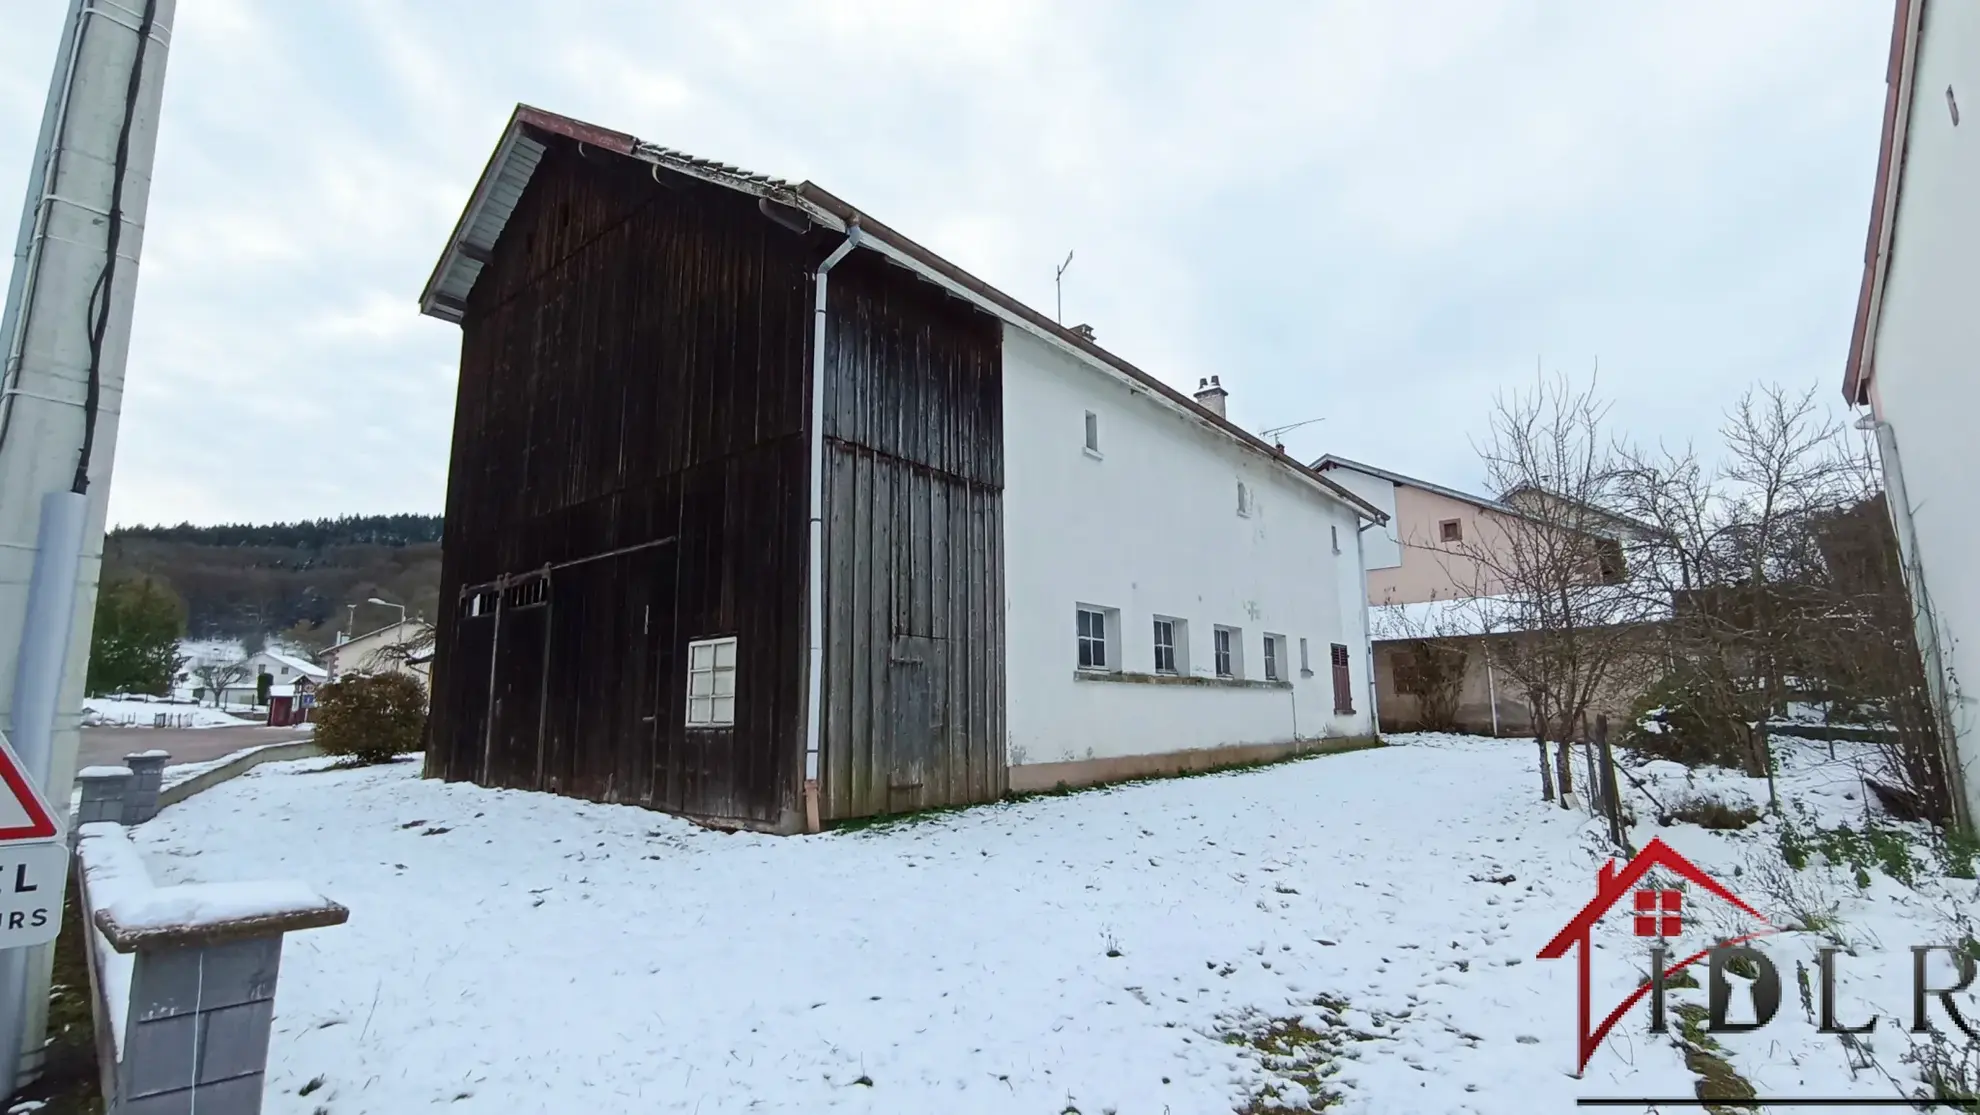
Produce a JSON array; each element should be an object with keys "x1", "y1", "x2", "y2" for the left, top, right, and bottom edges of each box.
[
  {"x1": 803, "y1": 224, "x2": 862, "y2": 833},
  {"x1": 1865, "y1": 418, "x2": 1972, "y2": 830},
  {"x1": 1357, "y1": 519, "x2": 1380, "y2": 736},
  {"x1": 1486, "y1": 654, "x2": 1501, "y2": 737}
]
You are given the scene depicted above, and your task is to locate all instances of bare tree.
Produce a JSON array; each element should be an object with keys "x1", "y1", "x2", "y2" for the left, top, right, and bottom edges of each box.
[
  {"x1": 191, "y1": 660, "x2": 251, "y2": 708},
  {"x1": 1454, "y1": 373, "x2": 1659, "y2": 804},
  {"x1": 1370, "y1": 598, "x2": 1473, "y2": 733},
  {"x1": 1616, "y1": 385, "x2": 1859, "y2": 797}
]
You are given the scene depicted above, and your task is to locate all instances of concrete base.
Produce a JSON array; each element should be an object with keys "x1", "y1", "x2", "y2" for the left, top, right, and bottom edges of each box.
[{"x1": 1007, "y1": 734, "x2": 1382, "y2": 794}]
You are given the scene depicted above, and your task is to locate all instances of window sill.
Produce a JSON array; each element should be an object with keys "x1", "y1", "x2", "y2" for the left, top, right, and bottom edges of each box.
[
  {"x1": 1074, "y1": 670, "x2": 1290, "y2": 691},
  {"x1": 1083, "y1": 447, "x2": 1104, "y2": 461}
]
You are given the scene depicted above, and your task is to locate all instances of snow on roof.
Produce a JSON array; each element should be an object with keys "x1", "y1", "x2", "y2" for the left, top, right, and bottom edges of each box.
[
  {"x1": 258, "y1": 650, "x2": 326, "y2": 678},
  {"x1": 1371, "y1": 585, "x2": 1671, "y2": 640}
]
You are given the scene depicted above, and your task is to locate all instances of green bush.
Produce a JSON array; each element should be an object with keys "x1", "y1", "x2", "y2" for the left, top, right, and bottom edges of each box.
[
  {"x1": 314, "y1": 672, "x2": 426, "y2": 763},
  {"x1": 1619, "y1": 669, "x2": 1749, "y2": 768}
]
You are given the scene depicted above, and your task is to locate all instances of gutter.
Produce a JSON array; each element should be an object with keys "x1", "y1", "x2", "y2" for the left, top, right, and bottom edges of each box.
[{"x1": 802, "y1": 224, "x2": 864, "y2": 833}]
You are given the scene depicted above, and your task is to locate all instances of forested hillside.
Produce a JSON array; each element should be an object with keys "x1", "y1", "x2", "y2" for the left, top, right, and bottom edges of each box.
[{"x1": 105, "y1": 514, "x2": 443, "y2": 648}]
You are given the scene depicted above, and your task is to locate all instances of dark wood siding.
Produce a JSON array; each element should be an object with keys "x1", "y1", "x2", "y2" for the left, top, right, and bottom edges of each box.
[
  {"x1": 819, "y1": 253, "x2": 1007, "y2": 819},
  {"x1": 427, "y1": 138, "x2": 815, "y2": 829}
]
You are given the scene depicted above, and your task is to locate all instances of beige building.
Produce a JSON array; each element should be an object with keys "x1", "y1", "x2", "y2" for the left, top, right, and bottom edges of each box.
[
  {"x1": 323, "y1": 620, "x2": 434, "y2": 687},
  {"x1": 1312, "y1": 455, "x2": 1658, "y2": 735}
]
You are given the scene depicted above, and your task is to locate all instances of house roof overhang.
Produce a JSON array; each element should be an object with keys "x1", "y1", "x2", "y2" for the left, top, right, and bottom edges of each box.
[
  {"x1": 1842, "y1": 0, "x2": 1926, "y2": 407},
  {"x1": 420, "y1": 105, "x2": 1387, "y2": 526}
]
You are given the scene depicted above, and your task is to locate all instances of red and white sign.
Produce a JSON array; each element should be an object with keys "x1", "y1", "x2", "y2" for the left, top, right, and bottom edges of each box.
[
  {"x1": 0, "y1": 734, "x2": 66, "y2": 950},
  {"x1": 0, "y1": 735, "x2": 59, "y2": 843}
]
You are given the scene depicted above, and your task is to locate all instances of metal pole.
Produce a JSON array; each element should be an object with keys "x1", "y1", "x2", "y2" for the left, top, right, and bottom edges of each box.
[{"x1": 0, "y1": 492, "x2": 85, "y2": 1093}]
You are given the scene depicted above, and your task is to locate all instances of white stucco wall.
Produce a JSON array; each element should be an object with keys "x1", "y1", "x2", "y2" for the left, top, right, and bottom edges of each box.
[
  {"x1": 1866, "y1": 0, "x2": 1980, "y2": 822},
  {"x1": 1001, "y1": 327, "x2": 1374, "y2": 769},
  {"x1": 1317, "y1": 466, "x2": 1402, "y2": 570}
]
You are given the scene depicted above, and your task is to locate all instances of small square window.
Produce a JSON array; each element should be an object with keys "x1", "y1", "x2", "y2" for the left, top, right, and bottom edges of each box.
[
  {"x1": 1084, "y1": 410, "x2": 1101, "y2": 456},
  {"x1": 1077, "y1": 606, "x2": 1116, "y2": 671},
  {"x1": 1439, "y1": 518, "x2": 1463, "y2": 543},
  {"x1": 686, "y1": 636, "x2": 738, "y2": 727}
]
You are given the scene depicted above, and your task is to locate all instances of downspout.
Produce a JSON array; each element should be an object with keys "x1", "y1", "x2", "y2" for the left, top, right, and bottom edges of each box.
[
  {"x1": 1486, "y1": 654, "x2": 1501, "y2": 737},
  {"x1": 1357, "y1": 519, "x2": 1380, "y2": 737},
  {"x1": 803, "y1": 224, "x2": 862, "y2": 833},
  {"x1": 1866, "y1": 418, "x2": 1972, "y2": 830}
]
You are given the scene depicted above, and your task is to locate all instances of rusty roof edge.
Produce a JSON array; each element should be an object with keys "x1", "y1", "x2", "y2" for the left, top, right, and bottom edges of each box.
[
  {"x1": 1844, "y1": 0, "x2": 1923, "y2": 406},
  {"x1": 795, "y1": 184, "x2": 1387, "y2": 524}
]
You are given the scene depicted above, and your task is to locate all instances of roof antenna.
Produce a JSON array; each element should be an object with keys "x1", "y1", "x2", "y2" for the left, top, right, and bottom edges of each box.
[
  {"x1": 1055, "y1": 250, "x2": 1074, "y2": 325},
  {"x1": 1261, "y1": 416, "x2": 1326, "y2": 452}
]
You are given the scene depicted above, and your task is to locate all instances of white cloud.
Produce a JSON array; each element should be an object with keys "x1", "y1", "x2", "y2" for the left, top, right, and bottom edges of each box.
[{"x1": 0, "y1": 0, "x2": 1892, "y2": 526}]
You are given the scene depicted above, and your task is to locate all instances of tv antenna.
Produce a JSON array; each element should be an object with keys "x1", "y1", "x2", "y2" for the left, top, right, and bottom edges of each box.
[
  {"x1": 1260, "y1": 416, "x2": 1326, "y2": 450},
  {"x1": 1054, "y1": 250, "x2": 1074, "y2": 324}
]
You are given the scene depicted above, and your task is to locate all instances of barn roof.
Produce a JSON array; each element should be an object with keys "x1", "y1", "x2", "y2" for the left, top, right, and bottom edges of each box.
[{"x1": 420, "y1": 104, "x2": 1386, "y2": 525}]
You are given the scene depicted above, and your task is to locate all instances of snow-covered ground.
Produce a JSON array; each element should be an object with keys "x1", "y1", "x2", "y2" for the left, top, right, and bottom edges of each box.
[
  {"x1": 131, "y1": 736, "x2": 1978, "y2": 1113},
  {"x1": 82, "y1": 697, "x2": 255, "y2": 729}
]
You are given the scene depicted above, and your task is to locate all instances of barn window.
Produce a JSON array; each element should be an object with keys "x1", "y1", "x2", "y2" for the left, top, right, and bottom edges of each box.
[
  {"x1": 685, "y1": 637, "x2": 738, "y2": 727},
  {"x1": 1331, "y1": 644, "x2": 1354, "y2": 713},
  {"x1": 504, "y1": 575, "x2": 550, "y2": 609},
  {"x1": 1083, "y1": 410, "x2": 1102, "y2": 457},
  {"x1": 1077, "y1": 606, "x2": 1117, "y2": 671},
  {"x1": 460, "y1": 588, "x2": 498, "y2": 618}
]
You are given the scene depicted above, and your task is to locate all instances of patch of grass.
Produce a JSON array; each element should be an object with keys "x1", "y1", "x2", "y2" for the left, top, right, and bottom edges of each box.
[
  {"x1": 1668, "y1": 794, "x2": 1762, "y2": 831},
  {"x1": 1780, "y1": 814, "x2": 1927, "y2": 887},
  {"x1": 832, "y1": 737, "x2": 1386, "y2": 834},
  {"x1": 1670, "y1": 1003, "x2": 1758, "y2": 1115},
  {"x1": 1218, "y1": 994, "x2": 1382, "y2": 1113}
]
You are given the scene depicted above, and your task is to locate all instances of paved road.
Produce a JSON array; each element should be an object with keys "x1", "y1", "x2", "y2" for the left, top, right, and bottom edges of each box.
[{"x1": 78, "y1": 725, "x2": 311, "y2": 770}]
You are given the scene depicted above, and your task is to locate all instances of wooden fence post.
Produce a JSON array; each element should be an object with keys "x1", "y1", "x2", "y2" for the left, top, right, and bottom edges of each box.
[{"x1": 1597, "y1": 714, "x2": 1627, "y2": 852}]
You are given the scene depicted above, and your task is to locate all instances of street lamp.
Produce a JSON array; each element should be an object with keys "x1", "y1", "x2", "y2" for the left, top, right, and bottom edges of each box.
[{"x1": 366, "y1": 597, "x2": 407, "y2": 631}]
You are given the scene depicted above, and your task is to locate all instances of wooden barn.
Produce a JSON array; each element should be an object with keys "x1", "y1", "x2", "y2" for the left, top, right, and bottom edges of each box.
[{"x1": 420, "y1": 106, "x2": 1384, "y2": 834}]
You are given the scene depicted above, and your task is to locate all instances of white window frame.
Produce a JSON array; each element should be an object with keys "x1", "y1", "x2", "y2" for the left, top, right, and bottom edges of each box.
[
  {"x1": 1083, "y1": 410, "x2": 1102, "y2": 458},
  {"x1": 1076, "y1": 605, "x2": 1119, "y2": 672},
  {"x1": 685, "y1": 636, "x2": 738, "y2": 727},
  {"x1": 1263, "y1": 632, "x2": 1286, "y2": 682},
  {"x1": 1214, "y1": 625, "x2": 1243, "y2": 679},
  {"x1": 1152, "y1": 615, "x2": 1189, "y2": 675}
]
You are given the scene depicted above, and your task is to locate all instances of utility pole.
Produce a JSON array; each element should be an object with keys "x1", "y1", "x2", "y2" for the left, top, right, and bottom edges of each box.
[
  {"x1": 0, "y1": 0, "x2": 176, "y2": 1092},
  {"x1": 1054, "y1": 250, "x2": 1073, "y2": 325}
]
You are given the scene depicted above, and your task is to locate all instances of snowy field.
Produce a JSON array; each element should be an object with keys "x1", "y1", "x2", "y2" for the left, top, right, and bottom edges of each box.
[
  {"x1": 82, "y1": 696, "x2": 255, "y2": 729},
  {"x1": 131, "y1": 735, "x2": 1979, "y2": 1113}
]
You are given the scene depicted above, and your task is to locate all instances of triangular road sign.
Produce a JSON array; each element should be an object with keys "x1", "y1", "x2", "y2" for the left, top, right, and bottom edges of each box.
[{"x1": 0, "y1": 733, "x2": 60, "y2": 842}]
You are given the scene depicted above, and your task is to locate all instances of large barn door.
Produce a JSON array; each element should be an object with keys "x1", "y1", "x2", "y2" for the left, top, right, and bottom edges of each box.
[{"x1": 488, "y1": 574, "x2": 552, "y2": 789}]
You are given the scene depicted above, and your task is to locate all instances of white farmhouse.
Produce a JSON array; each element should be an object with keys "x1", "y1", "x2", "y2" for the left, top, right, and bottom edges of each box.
[
  {"x1": 417, "y1": 105, "x2": 1385, "y2": 832},
  {"x1": 1842, "y1": 0, "x2": 1980, "y2": 825}
]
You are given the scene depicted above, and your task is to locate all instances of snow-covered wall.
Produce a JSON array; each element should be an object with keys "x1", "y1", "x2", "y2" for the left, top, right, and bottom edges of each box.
[
  {"x1": 1000, "y1": 327, "x2": 1373, "y2": 775},
  {"x1": 1866, "y1": 0, "x2": 1980, "y2": 823}
]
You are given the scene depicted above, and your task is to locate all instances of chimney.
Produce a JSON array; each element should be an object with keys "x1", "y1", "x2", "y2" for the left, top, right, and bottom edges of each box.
[
  {"x1": 1193, "y1": 375, "x2": 1228, "y2": 419},
  {"x1": 1070, "y1": 323, "x2": 1096, "y2": 342}
]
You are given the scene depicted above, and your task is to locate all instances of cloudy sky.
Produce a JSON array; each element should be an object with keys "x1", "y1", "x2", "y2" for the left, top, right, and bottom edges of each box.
[{"x1": 1, "y1": 0, "x2": 1891, "y2": 528}]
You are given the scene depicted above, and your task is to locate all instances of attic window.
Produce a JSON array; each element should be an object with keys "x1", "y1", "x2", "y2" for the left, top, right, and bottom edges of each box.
[
  {"x1": 1439, "y1": 519, "x2": 1463, "y2": 543},
  {"x1": 1084, "y1": 410, "x2": 1101, "y2": 457},
  {"x1": 1237, "y1": 482, "x2": 1253, "y2": 518}
]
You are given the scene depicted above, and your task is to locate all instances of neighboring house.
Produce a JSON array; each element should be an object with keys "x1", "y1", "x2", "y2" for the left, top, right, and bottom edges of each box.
[
  {"x1": 1314, "y1": 455, "x2": 1659, "y2": 735},
  {"x1": 322, "y1": 621, "x2": 434, "y2": 685},
  {"x1": 1840, "y1": 0, "x2": 1980, "y2": 824},
  {"x1": 418, "y1": 104, "x2": 1386, "y2": 834},
  {"x1": 243, "y1": 649, "x2": 326, "y2": 687}
]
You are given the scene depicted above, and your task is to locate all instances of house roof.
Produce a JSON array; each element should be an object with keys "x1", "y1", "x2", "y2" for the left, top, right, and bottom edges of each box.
[
  {"x1": 1842, "y1": 0, "x2": 1925, "y2": 406},
  {"x1": 1312, "y1": 454, "x2": 1514, "y2": 515},
  {"x1": 255, "y1": 650, "x2": 325, "y2": 679},
  {"x1": 422, "y1": 105, "x2": 1386, "y2": 526},
  {"x1": 333, "y1": 620, "x2": 433, "y2": 652}
]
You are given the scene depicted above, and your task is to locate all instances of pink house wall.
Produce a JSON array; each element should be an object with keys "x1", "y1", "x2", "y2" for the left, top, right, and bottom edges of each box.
[{"x1": 1366, "y1": 485, "x2": 1520, "y2": 605}]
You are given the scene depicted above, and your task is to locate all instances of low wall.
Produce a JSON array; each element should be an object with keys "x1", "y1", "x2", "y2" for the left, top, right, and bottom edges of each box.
[{"x1": 1008, "y1": 734, "x2": 1381, "y2": 793}]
